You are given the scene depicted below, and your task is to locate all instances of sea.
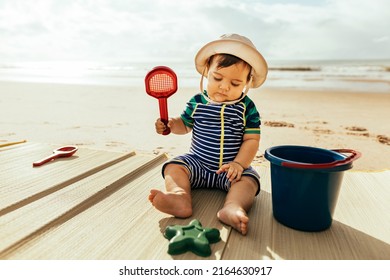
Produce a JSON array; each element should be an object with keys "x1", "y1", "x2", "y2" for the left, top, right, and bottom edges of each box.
[{"x1": 0, "y1": 59, "x2": 389, "y2": 93}]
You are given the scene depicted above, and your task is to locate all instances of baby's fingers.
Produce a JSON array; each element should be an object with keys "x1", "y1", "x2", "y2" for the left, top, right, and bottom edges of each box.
[
  {"x1": 155, "y1": 119, "x2": 167, "y2": 134},
  {"x1": 227, "y1": 167, "x2": 243, "y2": 182},
  {"x1": 216, "y1": 164, "x2": 230, "y2": 174}
]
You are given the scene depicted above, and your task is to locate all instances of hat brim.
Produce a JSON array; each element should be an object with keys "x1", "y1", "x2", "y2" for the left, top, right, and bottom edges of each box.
[{"x1": 195, "y1": 38, "x2": 268, "y2": 88}]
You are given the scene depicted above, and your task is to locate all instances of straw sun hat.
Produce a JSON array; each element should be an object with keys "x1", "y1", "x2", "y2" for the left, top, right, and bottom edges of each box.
[{"x1": 195, "y1": 34, "x2": 268, "y2": 88}]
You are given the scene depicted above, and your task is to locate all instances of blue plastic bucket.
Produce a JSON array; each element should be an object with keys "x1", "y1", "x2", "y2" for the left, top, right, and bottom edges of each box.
[{"x1": 265, "y1": 145, "x2": 361, "y2": 231}]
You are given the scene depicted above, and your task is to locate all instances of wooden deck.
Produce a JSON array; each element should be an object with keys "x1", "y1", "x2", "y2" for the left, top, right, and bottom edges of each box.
[{"x1": 1, "y1": 143, "x2": 389, "y2": 260}]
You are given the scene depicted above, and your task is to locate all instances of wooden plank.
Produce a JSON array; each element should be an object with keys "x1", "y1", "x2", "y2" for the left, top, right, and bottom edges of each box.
[
  {"x1": 3, "y1": 163, "x2": 230, "y2": 260},
  {"x1": 224, "y1": 167, "x2": 390, "y2": 259},
  {"x1": 267, "y1": 217, "x2": 390, "y2": 259},
  {"x1": 333, "y1": 170, "x2": 390, "y2": 244},
  {"x1": 0, "y1": 140, "x2": 27, "y2": 149},
  {"x1": 0, "y1": 143, "x2": 135, "y2": 216},
  {"x1": 3, "y1": 144, "x2": 388, "y2": 260},
  {"x1": 0, "y1": 153, "x2": 168, "y2": 258},
  {"x1": 158, "y1": 189, "x2": 231, "y2": 260},
  {"x1": 221, "y1": 165, "x2": 274, "y2": 259},
  {"x1": 268, "y1": 170, "x2": 390, "y2": 260}
]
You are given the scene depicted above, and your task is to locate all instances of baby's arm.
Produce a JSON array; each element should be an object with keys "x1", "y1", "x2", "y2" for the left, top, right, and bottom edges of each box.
[
  {"x1": 217, "y1": 134, "x2": 260, "y2": 181},
  {"x1": 155, "y1": 117, "x2": 192, "y2": 135},
  {"x1": 234, "y1": 133, "x2": 260, "y2": 168}
]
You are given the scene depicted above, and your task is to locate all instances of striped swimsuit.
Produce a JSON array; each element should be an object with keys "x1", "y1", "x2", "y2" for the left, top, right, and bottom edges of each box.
[{"x1": 162, "y1": 92, "x2": 261, "y2": 195}]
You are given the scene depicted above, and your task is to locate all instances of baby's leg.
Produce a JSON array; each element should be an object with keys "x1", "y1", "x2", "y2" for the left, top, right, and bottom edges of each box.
[
  {"x1": 149, "y1": 163, "x2": 192, "y2": 218},
  {"x1": 217, "y1": 176, "x2": 258, "y2": 235}
]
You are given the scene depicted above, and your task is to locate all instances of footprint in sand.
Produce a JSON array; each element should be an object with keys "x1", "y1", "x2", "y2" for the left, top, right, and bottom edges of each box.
[
  {"x1": 344, "y1": 126, "x2": 369, "y2": 137},
  {"x1": 306, "y1": 121, "x2": 328, "y2": 125},
  {"x1": 72, "y1": 142, "x2": 95, "y2": 146},
  {"x1": 312, "y1": 128, "x2": 334, "y2": 134},
  {"x1": 302, "y1": 121, "x2": 334, "y2": 135},
  {"x1": 264, "y1": 121, "x2": 295, "y2": 128},
  {"x1": 377, "y1": 135, "x2": 390, "y2": 145},
  {"x1": 344, "y1": 126, "x2": 389, "y2": 145},
  {"x1": 345, "y1": 126, "x2": 367, "y2": 132},
  {"x1": 253, "y1": 154, "x2": 266, "y2": 164},
  {"x1": 105, "y1": 141, "x2": 128, "y2": 147}
]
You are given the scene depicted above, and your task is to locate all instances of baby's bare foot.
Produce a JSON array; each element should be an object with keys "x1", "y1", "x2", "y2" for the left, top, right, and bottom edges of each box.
[
  {"x1": 148, "y1": 189, "x2": 160, "y2": 203},
  {"x1": 217, "y1": 204, "x2": 249, "y2": 235},
  {"x1": 149, "y1": 189, "x2": 192, "y2": 218}
]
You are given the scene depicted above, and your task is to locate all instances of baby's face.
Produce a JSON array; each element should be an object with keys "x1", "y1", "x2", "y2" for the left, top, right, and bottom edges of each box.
[{"x1": 206, "y1": 60, "x2": 250, "y2": 102}]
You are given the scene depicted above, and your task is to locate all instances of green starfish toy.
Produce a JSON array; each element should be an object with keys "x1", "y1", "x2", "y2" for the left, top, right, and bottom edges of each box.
[{"x1": 164, "y1": 219, "x2": 221, "y2": 257}]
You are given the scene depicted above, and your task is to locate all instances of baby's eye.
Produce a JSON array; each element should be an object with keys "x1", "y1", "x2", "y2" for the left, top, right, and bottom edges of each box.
[
  {"x1": 231, "y1": 83, "x2": 240, "y2": 87},
  {"x1": 213, "y1": 76, "x2": 222, "y2": 81}
]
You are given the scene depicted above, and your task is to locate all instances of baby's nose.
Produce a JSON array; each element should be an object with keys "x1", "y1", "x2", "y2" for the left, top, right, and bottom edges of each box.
[{"x1": 219, "y1": 81, "x2": 230, "y2": 91}]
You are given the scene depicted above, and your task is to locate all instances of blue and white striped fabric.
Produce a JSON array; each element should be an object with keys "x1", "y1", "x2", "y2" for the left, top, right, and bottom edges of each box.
[
  {"x1": 181, "y1": 92, "x2": 260, "y2": 171},
  {"x1": 162, "y1": 91, "x2": 261, "y2": 194},
  {"x1": 162, "y1": 153, "x2": 260, "y2": 195},
  {"x1": 192, "y1": 102, "x2": 246, "y2": 169}
]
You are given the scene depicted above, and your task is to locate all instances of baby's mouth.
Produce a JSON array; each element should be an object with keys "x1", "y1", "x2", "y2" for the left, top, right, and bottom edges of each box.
[{"x1": 215, "y1": 92, "x2": 227, "y2": 97}]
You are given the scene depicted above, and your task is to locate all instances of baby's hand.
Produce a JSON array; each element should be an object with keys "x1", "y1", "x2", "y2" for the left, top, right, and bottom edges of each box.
[
  {"x1": 155, "y1": 118, "x2": 168, "y2": 134},
  {"x1": 216, "y1": 161, "x2": 244, "y2": 182}
]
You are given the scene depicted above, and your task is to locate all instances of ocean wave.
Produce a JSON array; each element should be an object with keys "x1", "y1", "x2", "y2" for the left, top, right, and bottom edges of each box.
[
  {"x1": 1, "y1": 59, "x2": 389, "y2": 92},
  {"x1": 269, "y1": 66, "x2": 320, "y2": 71}
]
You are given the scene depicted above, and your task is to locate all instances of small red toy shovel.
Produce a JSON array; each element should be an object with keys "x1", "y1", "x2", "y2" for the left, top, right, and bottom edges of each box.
[
  {"x1": 33, "y1": 146, "x2": 78, "y2": 167},
  {"x1": 145, "y1": 66, "x2": 178, "y2": 135}
]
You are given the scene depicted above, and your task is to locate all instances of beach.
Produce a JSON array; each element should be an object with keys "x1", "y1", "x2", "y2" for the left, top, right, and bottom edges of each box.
[{"x1": 1, "y1": 81, "x2": 389, "y2": 171}]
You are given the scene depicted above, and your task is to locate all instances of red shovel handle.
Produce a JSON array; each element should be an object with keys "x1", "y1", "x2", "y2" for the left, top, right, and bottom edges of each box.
[
  {"x1": 33, "y1": 154, "x2": 60, "y2": 167},
  {"x1": 159, "y1": 98, "x2": 170, "y2": 135},
  {"x1": 33, "y1": 146, "x2": 78, "y2": 167},
  {"x1": 282, "y1": 149, "x2": 361, "y2": 169}
]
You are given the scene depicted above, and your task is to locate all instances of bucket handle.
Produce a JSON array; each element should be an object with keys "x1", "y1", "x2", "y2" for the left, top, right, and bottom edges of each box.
[{"x1": 282, "y1": 149, "x2": 361, "y2": 169}]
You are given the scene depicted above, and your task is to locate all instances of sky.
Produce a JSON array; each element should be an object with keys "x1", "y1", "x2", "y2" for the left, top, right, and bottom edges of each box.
[{"x1": 0, "y1": 0, "x2": 389, "y2": 62}]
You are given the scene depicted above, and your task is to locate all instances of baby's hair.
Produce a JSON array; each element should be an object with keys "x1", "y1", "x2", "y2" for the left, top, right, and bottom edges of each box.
[{"x1": 208, "y1": 54, "x2": 252, "y2": 82}]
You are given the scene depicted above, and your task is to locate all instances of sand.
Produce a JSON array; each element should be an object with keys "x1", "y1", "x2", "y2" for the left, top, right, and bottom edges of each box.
[{"x1": 1, "y1": 81, "x2": 389, "y2": 171}]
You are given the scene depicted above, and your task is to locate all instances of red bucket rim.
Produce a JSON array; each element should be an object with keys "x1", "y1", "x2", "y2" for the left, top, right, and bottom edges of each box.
[{"x1": 265, "y1": 145, "x2": 361, "y2": 170}]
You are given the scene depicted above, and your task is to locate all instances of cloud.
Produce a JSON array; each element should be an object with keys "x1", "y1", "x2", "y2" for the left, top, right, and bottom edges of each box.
[
  {"x1": 374, "y1": 36, "x2": 389, "y2": 43},
  {"x1": 0, "y1": 0, "x2": 389, "y2": 61},
  {"x1": 250, "y1": 0, "x2": 390, "y2": 59}
]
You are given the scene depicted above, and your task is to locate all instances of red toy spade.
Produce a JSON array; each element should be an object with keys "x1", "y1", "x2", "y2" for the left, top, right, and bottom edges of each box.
[
  {"x1": 145, "y1": 66, "x2": 178, "y2": 135},
  {"x1": 33, "y1": 146, "x2": 78, "y2": 167}
]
